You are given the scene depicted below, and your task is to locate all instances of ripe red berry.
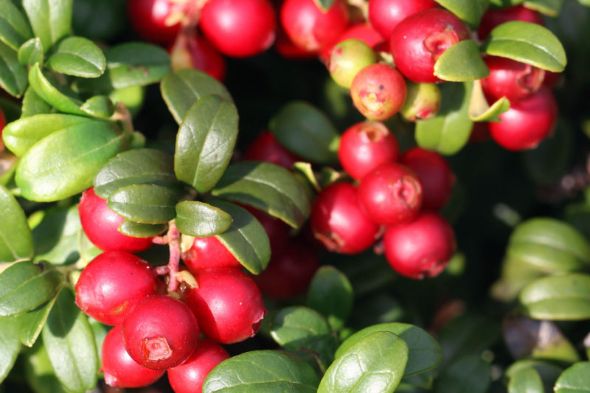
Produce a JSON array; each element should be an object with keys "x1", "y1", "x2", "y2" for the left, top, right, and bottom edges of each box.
[
  {"x1": 245, "y1": 207, "x2": 291, "y2": 255},
  {"x1": 75, "y1": 251, "x2": 158, "y2": 325},
  {"x1": 170, "y1": 33, "x2": 226, "y2": 81},
  {"x1": 185, "y1": 268, "x2": 266, "y2": 344},
  {"x1": 390, "y1": 9, "x2": 470, "y2": 83},
  {"x1": 311, "y1": 182, "x2": 379, "y2": 254},
  {"x1": 384, "y1": 212, "x2": 455, "y2": 279},
  {"x1": 481, "y1": 56, "x2": 545, "y2": 102},
  {"x1": 102, "y1": 326, "x2": 165, "y2": 388},
  {"x1": 167, "y1": 340, "x2": 229, "y2": 393},
  {"x1": 281, "y1": 0, "x2": 349, "y2": 53},
  {"x1": 123, "y1": 296, "x2": 200, "y2": 370},
  {"x1": 79, "y1": 188, "x2": 153, "y2": 252},
  {"x1": 401, "y1": 148, "x2": 454, "y2": 210},
  {"x1": 338, "y1": 121, "x2": 399, "y2": 180},
  {"x1": 127, "y1": 0, "x2": 190, "y2": 45},
  {"x1": 478, "y1": 5, "x2": 543, "y2": 40},
  {"x1": 488, "y1": 87, "x2": 557, "y2": 151},
  {"x1": 368, "y1": 0, "x2": 436, "y2": 40},
  {"x1": 358, "y1": 163, "x2": 423, "y2": 225},
  {"x1": 243, "y1": 131, "x2": 299, "y2": 169},
  {"x1": 200, "y1": 0, "x2": 276, "y2": 57},
  {"x1": 183, "y1": 236, "x2": 241, "y2": 272},
  {"x1": 350, "y1": 64, "x2": 407, "y2": 120}
]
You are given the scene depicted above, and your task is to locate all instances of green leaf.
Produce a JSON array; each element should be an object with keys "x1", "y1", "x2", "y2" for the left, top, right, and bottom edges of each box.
[
  {"x1": 520, "y1": 273, "x2": 590, "y2": 320},
  {"x1": 507, "y1": 360, "x2": 563, "y2": 393},
  {"x1": 0, "y1": 262, "x2": 62, "y2": 317},
  {"x1": 0, "y1": 316, "x2": 20, "y2": 383},
  {"x1": 508, "y1": 363, "x2": 545, "y2": 393},
  {"x1": 434, "y1": 0, "x2": 489, "y2": 26},
  {"x1": 469, "y1": 80, "x2": 510, "y2": 122},
  {"x1": 18, "y1": 38, "x2": 44, "y2": 66},
  {"x1": 313, "y1": 0, "x2": 335, "y2": 12},
  {"x1": 15, "y1": 120, "x2": 126, "y2": 202},
  {"x1": 0, "y1": 185, "x2": 34, "y2": 262},
  {"x1": 42, "y1": 289, "x2": 98, "y2": 393},
  {"x1": 21, "y1": 87, "x2": 52, "y2": 117},
  {"x1": 161, "y1": 68, "x2": 232, "y2": 124},
  {"x1": 554, "y1": 362, "x2": 590, "y2": 393},
  {"x1": 483, "y1": 21, "x2": 567, "y2": 72},
  {"x1": 524, "y1": 120, "x2": 573, "y2": 185},
  {"x1": 104, "y1": 42, "x2": 170, "y2": 89},
  {"x1": 28, "y1": 63, "x2": 85, "y2": 115},
  {"x1": 176, "y1": 200, "x2": 233, "y2": 237},
  {"x1": 108, "y1": 184, "x2": 182, "y2": 224},
  {"x1": 435, "y1": 40, "x2": 489, "y2": 82},
  {"x1": 24, "y1": 343, "x2": 68, "y2": 393},
  {"x1": 32, "y1": 205, "x2": 81, "y2": 265},
  {"x1": 524, "y1": 0, "x2": 564, "y2": 16},
  {"x1": 80, "y1": 95, "x2": 114, "y2": 119},
  {"x1": 434, "y1": 355, "x2": 491, "y2": 393},
  {"x1": 175, "y1": 95, "x2": 239, "y2": 193},
  {"x1": 212, "y1": 161, "x2": 311, "y2": 229},
  {"x1": 269, "y1": 101, "x2": 339, "y2": 164},
  {"x1": 319, "y1": 331, "x2": 409, "y2": 393},
  {"x1": 438, "y1": 314, "x2": 500, "y2": 362},
  {"x1": 47, "y1": 36, "x2": 105, "y2": 78},
  {"x1": 209, "y1": 199, "x2": 271, "y2": 275},
  {"x1": 18, "y1": 297, "x2": 57, "y2": 347},
  {"x1": 118, "y1": 221, "x2": 167, "y2": 238},
  {"x1": 22, "y1": 0, "x2": 72, "y2": 52},
  {"x1": 0, "y1": 1, "x2": 33, "y2": 50},
  {"x1": 416, "y1": 83, "x2": 473, "y2": 155},
  {"x1": 306, "y1": 266, "x2": 353, "y2": 329},
  {"x1": 0, "y1": 41, "x2": 27, "y2": 97}
]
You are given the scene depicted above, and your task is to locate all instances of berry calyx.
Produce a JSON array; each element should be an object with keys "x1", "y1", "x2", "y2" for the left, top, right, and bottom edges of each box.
[
  {"x1": 169, "y1": 32, "x2": 226, "y2": 81},
  {"x1": 401, "y1": 82, "x2": 441, "y2": 121},
  {"x1": 328, "y1": 39, "x2": 377, "y2": 89},
  {"x1": 478, "y1": 5, "x2": 544, "y2": 40},
  {"x1": 368, "y1": 0, "x2": 436, "y2": 40},
  {"x1": 183, "y1": 236, "x2": 241, "y2": 272},
  {"x1": 481, "y1": 56, "x2": 545, "y2": 102},
  {"x1": 243, "y1": 131, "x2": 299, "y2": 169},
  {"x1": 127, "y1": 0, "x2": 190, "y2": 45}
]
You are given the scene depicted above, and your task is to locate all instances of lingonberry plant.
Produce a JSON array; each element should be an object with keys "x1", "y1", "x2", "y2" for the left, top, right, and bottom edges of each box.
[{"x1": 1, "y1": 0, "x2": 590, "y2": 393}]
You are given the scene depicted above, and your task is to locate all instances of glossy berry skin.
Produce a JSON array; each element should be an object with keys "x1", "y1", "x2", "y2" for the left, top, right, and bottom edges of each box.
[
  {"x1": 369, "y1": 0, "x2": 436, "y2": 40},
  {"x1": 384, "y1": 212, "x2": 455, "y2": 279},
  {"x1": 102, "y1": 326, "x2": 165, "y2": 388},
  {"x1": 329, "y1": 39, "x2": 377, "y2": 89},
  {"x1": 79, "y1": 188, "x2": 153, "y2": 252},
  {"x1": 75, "y1": 251, "x2": 158, "y2": 326},
  {"x1": 170, "y1": 33, "x2": 226, "y2": 81},
  {"x1": 390, "y1": 9, "x2": 470, "y2": 83},
  {"x1": 338, "y1": 121, "x2": 399, "y2": 180},
  {"x1": 401, "y1": 148, "x2": 454, "y2": 210},
  {"x1": 350, "y1": 64, "x2": 407, "y2": 121},
  {"x1": 478, "y1": 5, "x2": 543, "y2": 39},
  {"x1": 123, "y1": 296, "x2": 200, "y2": 370},
  {"x1": 281, "y1": 0, "x2": 349, "y2": 53},
  {"x1": 183, "y1": 236, "x2": 241, "y2": 272},
  {"x1": 127, "y1": 0, "x2": 188, "y2": 45},
  {"x1": 359, "y1": 163, "x2": 423, "y2": 225},
  {"x1": 481, "y1": 56, "x2": 545, "y2": 102},
  {"x1": 200, "y1": 0, "x2": 276, "y2": 57},
  {"x1": 489, "y1": 88, "x2": 557, "y2": 151},
  {"x1": 167, "y1": 340, "x2": 229, "y2": 393},
  {"x1": 243, "y1": 132, "x2": 299, "y2": 169},
  {"x1": 185, "y1": 268, "x2": 265, "y2": 344},
  {"x1": 311, "y1": 182, "x2": 379, "y2": 254}
]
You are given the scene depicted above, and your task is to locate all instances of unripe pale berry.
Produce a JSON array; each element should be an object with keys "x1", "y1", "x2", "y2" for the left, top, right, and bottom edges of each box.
[
  {"x1": 368, "y1": 0, "x2": 436, "y2": 39},
  {"x1": 328, "y1": 39, "x2": 377, "y2": 89},
  {"x1": 243, "y1": 131, "x2": 299, "y2": 169},
  {"x1": 127, "y1": 0, "x2": 189, "y2": 45},
  {"x1": 481, "y1": 56, "x2": 545, "y2": 102},
  {"x1": 401, "y1": 82, "x2": 441, "y2": 121},
  {"x1": 478, "y1": 5, "x2": 543, "y2": 40},
  {"x1": 183, "y1": 236, "x2": 241, "y2": 272},
  {"x1": 320, "y1": 23, "x2": 384, "y2": 63}
]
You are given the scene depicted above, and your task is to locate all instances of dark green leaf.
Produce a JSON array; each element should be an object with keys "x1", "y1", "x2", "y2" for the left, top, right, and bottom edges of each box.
[
  {"x1": 0, "y1": 41, "x2": 27, "y2": 97},
  {"x1": 434, "y1": 0, "x2": 489, "y2": 26},
  {"x1": 102, "y1": 42, "x2": 170, "y2": 89},
  {"x1": 434, "y1": 40, "x2": 489, "y2": 82},
  {"x1": 554, "y1": 362, "x2": 590, "y2": 393},
  {"x1": 438, "y1": 314, "x2": 500, "y2": 362},
  {"x1": 0, "y1": 1, "x2": 33, "y2": 50},
  {"x1": 118, "y1": 221, "x2": 166, "y2": 237},
  {"x1": 47, "y1": 36, "x2": 106, "y2": 78},
  {"x1": 28, "y1": 63, "x2": 84, "y2": 115},
  {"x1": 23, "y1": 343, "x2": 68, "y2": 393},
  {"x1": 80, "y1": 95, "x2": 114, "y2": 119},
  {"x1": 469, "y1": 80, "x2": 510, "y2": 122},
  {"x1": 508, "y1": 363, "x2": 544, "y2": 393},
  {"x1": 307, "y1": 266, "x2": 353, "y2": 329},
  {"x1": 434, "y1": 355, "x2": 490, "y2": 393},
  {"x1": 108, "y1": 184, "x2": 182, "y2": 224},
  {"x1": 507, "y1": 360, "x2": 563, "y2": 393},
  {"x1": 21, "y1": 87, "x2": 52, "y2": 117},
  {"x1": 0, "y1": 316, "x2": 20, "y2": 383},
  {"x1": 175, "y1": 95, "x2": 239, "y2": 193},
  {"x1": 176, "y1": 200, "x2": 233, "y2": 237},
  {"x1": 32, "y1": 205, "x2": 81, "y2": 265},
  {"x1": 18, "y1": 38, "x2": 44, "y2": 66},
  {"x1": 22, "y1": 0, "x2": 72, "y2": 52},
  {"x1": 524, "y1": 0, "x2": 564, "y2": 16},
  {"x1": 313, "y1": 0, "x2": 335, "y2": 12},
  {"x1": 204, "y1": 350, "x2": 320, "y2": 393},
  {"x1": 0, "y1": 185, "x2": 33, "y2": 262},
  {"x1": 18, "y1": 297, "x2": 57, "y2": 347},
  {"x1": 524, "y1": 120, "x2": 573, "y2": 185}
]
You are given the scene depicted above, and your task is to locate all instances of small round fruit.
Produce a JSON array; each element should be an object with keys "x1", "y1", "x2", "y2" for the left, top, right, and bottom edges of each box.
[
  {"x1": 481, "y1": 56, "x2": 545, "y2": 102},
  {"x1": 311, "y1": 182, "x2": 379, "y2": 254},
  {"x1": 185, "y1": 268, "x2": 265, "y2": 344},
  {"x1": 167, "y1": 340, "x2": 229, "y2": 393},
  {"x1": 401, "y1": 82, "x2": 441, "y2": 121},
  {"x1": 281, "y1": 0, "x2": 349, "y2": 52},
  {"x1": 358, "y1": 163, "x2": 423, "y2": 225},
  {"x1": 338, "y1": 121, "x2": 399, "y2": 180},
  {"x1": 384, "y1": 212, "x2": 455, "y2": 279},
  {"x1": 478, "y1": 5, "x2": 543, "y2": 39},
  {"x1": 79, "y1": 188, "x2": 153, "y2": 252},
  {"x1": 369, "y1": 0, "x2": 436, "y2": 39},
  {"x1": 390, "y1": 9, "x2": 470, "y2": 83},
  {"x1": 329, "y1": 39, "x2": 377, "y2": 89},
  {"x1": 350, "y1": 64, "x2": 407, "y2": 120},
  {"x1": 183, "y1": 236, "x2": 241, "y2": 272},
  {"x1": 75, "y1": 251, "x2": 158, "y2": 325},
  {"x1": 102, "y1": 326, "x2": 165, "y2": 388},
  {"x1": 123, "y1": 296, "x2": 200, "y2": 370},
  {"x1": 243, "y1": 131, "x2": 299, "y2": 169},
  {"x1": 200, "y1": 0, "x2": 276, "y2": 57},
  {"x1": 401, "y1": 148, "x2": 454, "y2": 210},
  {"x1": 127, "y1": 0, "x2": 189, "y2": 45},
  {"x1": 488, "y1": 88, "x2": 557, "y2": 151},
  {"x1": 320, "y1": 23, "x2": 384, "y2": 63},
  {"x1": 170, "y1": 33, "x2": 226, "y2": 81}
]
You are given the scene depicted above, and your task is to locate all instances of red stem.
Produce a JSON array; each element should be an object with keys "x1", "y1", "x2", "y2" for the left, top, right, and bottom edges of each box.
[{"x1": 166, "y1": 223, "x2": 181, "y2": 292}]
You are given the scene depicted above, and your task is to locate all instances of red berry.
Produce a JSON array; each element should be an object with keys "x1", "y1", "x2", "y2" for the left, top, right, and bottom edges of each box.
[
  {"x1": 478, "y1": 5, "x2": 543, "y2": 40},
  {"x1": 123, "y1": 296, "x2": 200, "y2": 370},
  {"x1": 75, "y1": 251, "x2": 158, "y2": 325},
  {"x1": 350, "y1": 64, "x2": 407, "y2": 120},
  {"x1": 311, "y1": 182, "x2": 379, "y2": 254},
  {"x1": 200, "y1": 0, "x2": 276, "y2": 57},
  {"x1": 338, "y1": 121, "x2": 399, "y2": 180},
  {"x1": 281, "y1": 0, "x2": 349, "y2": 53},
  {"x1": 320, "y1": 23, "x2": 384, "y2": 63},
  {"x1": 481, "y1": 56, "x2": 545, "y2": 102},
  {"x1": 543, "y1": 71, "x2": 561, "y2": 88},
  {"x1": 127, "y1": 0, "x2": 190, "y2": 45},
  {"x1": 254, "y1": 240, "x2": 320, "y2": 300},
  {"x1": 243, "y1": 131, "x2": 299, "y2": 169},
  {"x1": 102, "y1": 326, "x2": 165, "y2": 388},
  {"x1": 167, "y1": 340, "x2": 229, "y2": 393},
  {"x1": 79, "y1": 188, "x2": 153, "y2": 252},
  {"x1": 369, "y1": 0, "x2": 436, "y2": 40},
  {"x1": 185, "y1": 268, "x2": 266, "y2": 344},
  {"x1": 245, "y1": 207, "x2": 291, "y2": 255},
  {"x1": 384, "y1": 212, "x2": 455, "y2": 279},
  {"x1": 358, "y1": 163, "x2": 423, "y2": 225},
  {"x1": 390, "y1": 9, "x2": 470, "y2": 83},
  {"x1": 183, "y1": 236, "x2": 241, "y2": 272},
  {"x1": 488, "y1": 87, "x2": 557, "y2": 151},
  {"x1": 170, "y1": 33, "x2": 226, "y2": 81},
  {"x1": 401, "y1": 148, "x2": 454, "y2": 210}
]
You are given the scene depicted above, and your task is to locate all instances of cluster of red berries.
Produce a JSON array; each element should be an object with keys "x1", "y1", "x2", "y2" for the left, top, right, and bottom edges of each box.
[{"x1": 75, "y1": 189, "x2": 266, "y2": 391}]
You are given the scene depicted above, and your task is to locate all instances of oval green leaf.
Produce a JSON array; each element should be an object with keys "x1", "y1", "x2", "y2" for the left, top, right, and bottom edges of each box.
[
  {"x1": 17, "y1": 296, "x2": 57, "y2": 347},
  {"x1": 80, "y1": 95, "x2": 114, "y2": 119},
  {"x1": 18, "y1": 38, "x2": 44, "y2": 66},
  {"x1": 554, "y1": 362, "x2": 590, "y2": 393},
  {"x1": 0, "y1": 317, "x2": 21, "y2": 383},
  {"x1": 0, "y1": 41, "x2": 27, "y2": 98},
  {"x1": 104, "y1": 42, "x2": 170, "y2": 89},
  {"x1": 523, "y1": 0, "x2": 564, "y2": 16},
  {"x1": 306, "y1": 266, "x2": 353, "y2": 329},
  {"x1": 434, "y1": 0, "x2": 489, "y2": 26},
  {"x1": 434, "y1": 355, "x2": 491, "y2": 393},
  {"x1": 176, "y1": 200, "x2": 233, "y2": 237},
  {"x1": 22, "y1": 0, "x2": 72, "y2": 52},
  {"x1": 28, "y1": 63, "x2": 85, "y2": 115},
  {"x1": 21, "y1": 87, "x2": 52, "y2": 117},
  {"x1": 0, "y1": 1, "x2": 33, "y2": 50},
  {"x1": 118, "y1": 221, "x2": 167, "y2": 238},
  {"x1": 108, "y1": 184, "x2": 183, "y2": 224},
  {"x1": 435, "y1": 40, "x2": 489, "y2": 82},
  {"x1": 32, "y1": 205, "x2": 82, "y2": 265},
  {"x1": 0, "y1": 185, "x2": 33, "y2": 262},
  {"x1": 508, "y1": 363, "x2": 545, "y2": 393},
  {"x1": 47, "y1": 36, "x2": 106, "y2": 78},
  {"x1": 469, "y1": 80, "x2": 510, "y2": 121}
]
